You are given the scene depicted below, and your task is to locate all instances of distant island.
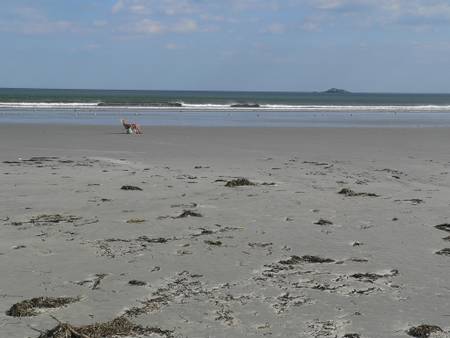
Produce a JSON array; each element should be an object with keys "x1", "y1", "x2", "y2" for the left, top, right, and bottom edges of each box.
[{"x1": 322, "y1": 88, "x2": 350, "y2": 94}]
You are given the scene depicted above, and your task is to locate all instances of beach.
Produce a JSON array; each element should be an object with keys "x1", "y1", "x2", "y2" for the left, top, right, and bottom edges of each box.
[{"x1": 0, "y1": 123, "x2": 449, "y2": 337}]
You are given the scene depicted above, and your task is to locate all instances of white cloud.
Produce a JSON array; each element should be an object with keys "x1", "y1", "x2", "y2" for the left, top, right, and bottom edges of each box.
[
  {"x1": 120, "y1": 18, "x2": 202, "y2": 35},
  {"x1": 112, "y1": 0, "x2": 126, "y2": 14},
  {"x1": 127, "y1": 18, "x2": 164, "y2": 34},
  {"x1": 0, "y1": 7, "x2": 77, "y2": 35},
  {"x1": 172, "y1": 19, "x2": 198, "y2": 33}
]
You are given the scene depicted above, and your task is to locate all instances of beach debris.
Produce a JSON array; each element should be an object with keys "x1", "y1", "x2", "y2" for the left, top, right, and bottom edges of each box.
[
  {"x1": 30, "y1": 214, "x2": 81, "y2": 225},
  {"x1": 338, "y1": 188, "x2": 379, "y2": 197},
  {"x1": 125, "y1": 271, "x2": 205, "y2": 317},
  {"x1": 129, "y1": 280, "x2": 147, "y2": 286},
  {"x1": 395, "y1": 198, "x2": 424, "y2": 205},
  {"x1": 443, "y1": 236, "x2": 450, "y2": 242},
  {"x1": 350, "y1": 269, "x2": 399, "y2": 282},
  {"x1": 92, "y1": 274, "x2": 107, "y2": 290},
  {"x1": 225, "y1": 178, "x2": 256, "y2": 187},
  {"x1": 37, "y1": 316, "x2": 173, "y2": 338},
  {"x1": 215, "y1": 303, "x2": 235, "y2": 325},
  {"x1": 279, "y1": 255, "x2": 335, "y2": 265},
  {"x1": 349, "y1": 287, "x2": 380, "y2": 295},
  {"x1": 170, "y1": 202, "x2": 198, "y2": 208},
  {"x1": 435, "y1": 223, "x2": 450, "y2": 233},
  {"x1": 306, "y1": 320, "x2": 340, "y2": 338},
  {"x1": 272, "y1": 293, "x2": 314, "y2": 314},
  {"x1": 6, "y1": 297, "x2": 80, "y2": 317},
  {"x1": 406, "y1": 324, "x2": 443, "y2": 338},
  {"x1": 192, "y1": 228, "x2": 215, "y2": 237},
  {"x1": 126, "y1": 218, "x2": 146, "y2": 224},
  {"x1": 204, "y1": 240, "x2": 222, "y2": 246},
  {"x1": 343, "y1": 334, "x2": 361, "y2": 338},
  {"x1": 137, "y1": 236, "x2": 168, "y2": 244},
  {"x1": 315, "y1": 219, "x2": 333, "y2": 225},
  {"x1": 174, "y1": 210, "x2": 203, "y2": 218},
  {"x1": 191, "y1": 225, "x2": 241, "y2": 238},
  {"x1": 249, "y1": 242, "x2": 273, "y2": 248},
  {"x1": 435, "y1": 248, "x2": 450, "y2": 256},
  {"x1": 348, "y1": 257, "x2": 369, "y2": 263},
  {"x1": 375, "y1": 168, "x2": 405, "y2": 177},
  {"x1": 24, "y1": 156, "x2": 59, "y2": 163},
  {"x1": 12, "y1": 245, "x2": 26, "y2": 250},
  {"x1": 303, "y1": 161, "x2": 329, "y2": 166},
  {"x1": 120, "y1": 185, "x2": 143, "y2": 191}
]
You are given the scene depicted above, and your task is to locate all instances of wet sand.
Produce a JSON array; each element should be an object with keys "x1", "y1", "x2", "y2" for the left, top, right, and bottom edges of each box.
[{"x1": 0, "y1": 124, "x2": 449, "y2": 337}]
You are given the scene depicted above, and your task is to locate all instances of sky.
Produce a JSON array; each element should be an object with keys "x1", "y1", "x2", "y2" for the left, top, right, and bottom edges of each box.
[{"x1": 1, "y1": 0, "x2": 450, "y2": 92}]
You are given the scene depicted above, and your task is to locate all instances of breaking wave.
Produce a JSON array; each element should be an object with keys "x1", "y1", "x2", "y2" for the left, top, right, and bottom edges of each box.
[{"x1": 2, "y1": 101, "x2": 450, "y2": 112}]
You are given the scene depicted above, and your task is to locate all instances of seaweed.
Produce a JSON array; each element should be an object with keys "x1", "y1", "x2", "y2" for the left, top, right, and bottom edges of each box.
[
  {"x1": 129, "y1": 280, "x2": 147, "y2": 286},
  {"x1": 301, "y1": 255, "x2": 335, "y2": 263},
  {"x1": 30, "y1": 214, "x2": 81, "y2": 224},
  {"x1": 338, "y1": 188, "x2": 379, "y2": 197},
  {"x1": 395, "y1": 199, "x2": 424, "y2": 205},
  {"x1": 120, "y1": 185, "x2": 143, "y2": 191},
  {"x1": 314, "y1": 219, "x2": 333, "y2": 225},
  {"x1": 350, "y1": 269, "x2": 399, "y2": 282},
  {"x1": 435, "y1": 223, "x2": 450, "y2": 233},
  {"x1": 279, "y1": 255, "x2": 335, "y2": 265},
  {"x1": 406, "y1": 324, "x2": 443, "y2": 338},
  {"x1": 6, "y1": 297, "x2": 79, "y2": 317},
  {"x1": 192, "y1": 228, "x2": 215, "y2": 237},
  {"x1": 126, "y1": 218, "x2": 146, "y2": 224},
  {"x1": 174, "y1": 210, "x2": 203, "y2": 218},
  {"x1": 204, "y1": 240, "x2": 222, "y2": 246},
  {"x1": 92, "y1": 274, "x2": 107, "y2": 290},
  {"x1": 435, "y1": 248, "x2": 450, "y2": 256},
  {"x1": 225, "y1": 178, "x2": 255, "y2": 187},
  {"x1": 38, "y1": 316, "x2": 173, "y2": 338},
  {"x1": 137, "y1": 236, "x2": 168, "y2": 244}
]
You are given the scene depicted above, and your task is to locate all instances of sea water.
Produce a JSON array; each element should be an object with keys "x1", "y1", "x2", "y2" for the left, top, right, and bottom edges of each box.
[{"x1": 2, "y1": 88, "x2": 450, "y2": 127}]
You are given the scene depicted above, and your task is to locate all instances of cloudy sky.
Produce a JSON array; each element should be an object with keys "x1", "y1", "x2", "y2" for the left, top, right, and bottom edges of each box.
[{"x1": 1, "y1": 0, "x2": 450, "y2": 92}]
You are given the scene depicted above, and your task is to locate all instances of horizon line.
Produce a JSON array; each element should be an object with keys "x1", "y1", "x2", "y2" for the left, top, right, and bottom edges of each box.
[{"x1": 1, "y1": 86, "x2": 450, "y2": 95}]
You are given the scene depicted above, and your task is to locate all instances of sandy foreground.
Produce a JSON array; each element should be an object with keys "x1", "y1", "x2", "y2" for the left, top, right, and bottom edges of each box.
[{"x1": 0, "y1": 124, "x2": 449, "y2": 338}]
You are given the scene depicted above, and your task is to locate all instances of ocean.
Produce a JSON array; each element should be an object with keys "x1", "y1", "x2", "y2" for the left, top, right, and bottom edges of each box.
[{"x1": 2, "y1": 88, "x2": 450, "y2": 127}]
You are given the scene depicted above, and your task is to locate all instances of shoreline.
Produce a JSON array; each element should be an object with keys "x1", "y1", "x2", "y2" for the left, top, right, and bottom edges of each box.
[{"x1": 4, "y1": 110, "x2": 450, "y2": 128}]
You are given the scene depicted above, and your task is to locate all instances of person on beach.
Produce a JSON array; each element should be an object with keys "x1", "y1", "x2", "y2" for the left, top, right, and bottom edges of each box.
[{"x1": 121, "y1": 119, "x2": 143, "y2": 134}]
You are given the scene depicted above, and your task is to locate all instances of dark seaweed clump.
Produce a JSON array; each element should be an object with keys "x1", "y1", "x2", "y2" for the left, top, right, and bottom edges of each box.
[
  {"x1": 406, "y1": 324, "x2": 443, "y2": 338},
  {"x1": 338, "y1": 188, "x2": 379, "y2": 197},
  {"x1": 128, "y1": 280, "x2": 147, "y2": 286},
  {"x1": 315, "y1": 219, "x2": 333, "y2": 225},
  {"x1": 225, "y1": 178, "x2": 255, "y2": 187},
  {"x1": 121, "y1": 185, "x2": 143, "y2": 191},
  {"x1": 175, "y1": 210, "x2": 203, "y2": 218},
  {"x1": 435, "y1": 223, "x2": 450, "y2": 233},
  {"x1": 279, "y1": 255, "x2": 335, "y2": 265},
  {"x1": 435, "y1": 248, "x2": 450, "y2": 256},
  {"x1": 6, "y1": 297, "x2": 79, "y2": 317},
  {"x1": 204, "y1": 240, "x2": 222, "y2": 246}
]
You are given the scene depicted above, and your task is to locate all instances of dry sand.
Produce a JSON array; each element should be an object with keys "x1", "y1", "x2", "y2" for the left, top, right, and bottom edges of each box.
[{"x1": 0, "y1": 124, "x2": 449, "y2": 338}]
